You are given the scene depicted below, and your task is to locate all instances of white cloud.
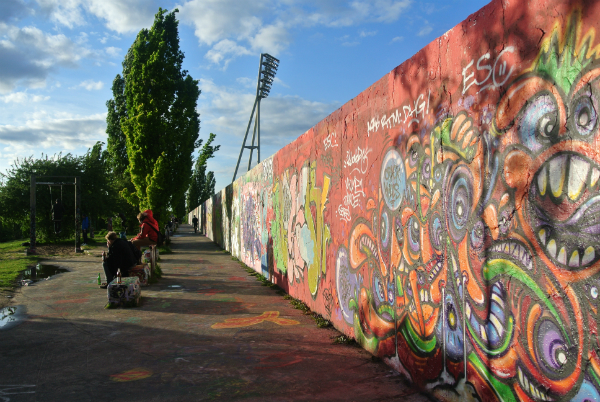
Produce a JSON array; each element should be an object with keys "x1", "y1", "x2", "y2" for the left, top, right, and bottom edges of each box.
[
  {"x1": 0, "y1": 113, "x2": 107, "y2": 150},
  {"x1": 105, "y1": 46, "x2": 121, "y2": 57},
  {"x1": 0, "y1": 92, "x2": 50, "y2": 103},
  {"x1": 205, "y1": 39, "x2": 252, "y2": 67},
  {"x1": 417, "y1": 24, "x2": 433, "y2": 36},
  {"x1": 0, "y1": 23, "x2": 92, "y2": 93},
  {"x1": 178, "y1": 0, "x2": 411, "y2": 67},
  {"x1": 76, "y1": 80, "x2": 104, "y2": 90},
  {"x1": 391, "y1": 36, "x2": 404, "y2": 42},
  {"x1": 359, "y1": 30, "x2": 377, "y2": 38},
  {"x1": 36, "y1": 0, "x2": 160, "y2": 33}
]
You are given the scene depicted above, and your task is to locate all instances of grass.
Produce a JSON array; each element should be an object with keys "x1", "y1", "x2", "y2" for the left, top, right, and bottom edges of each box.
[{"x1": 0, "y1": 239, "x2": 40, "y2": 288}]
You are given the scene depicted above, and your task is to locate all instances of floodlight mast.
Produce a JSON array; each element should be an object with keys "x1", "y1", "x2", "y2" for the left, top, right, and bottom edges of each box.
[{"x1": 232, "y1": 53, "x2": 279, "y2": 182}]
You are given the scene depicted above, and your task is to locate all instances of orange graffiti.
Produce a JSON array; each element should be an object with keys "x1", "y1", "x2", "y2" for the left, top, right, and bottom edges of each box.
[
  {"x1": 110, "y1": 368, "x2": 153, "y2": 382},
  {"x1": 211, "y1": 311, "x2": 300, "y2": 329}
]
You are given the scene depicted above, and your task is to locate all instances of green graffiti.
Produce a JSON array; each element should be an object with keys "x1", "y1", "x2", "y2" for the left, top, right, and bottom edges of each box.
[
  {"x1": 400, "y1": 320, "x2": 437, "y2": 354},
  {"x1": 534, "y1": 9, "x2": 597, "y2": 93},
  {"x1": 468, "y1": 352, "x2": 517, "y2": 402},
  {"x1": 272, "y1": 177, "x2": 289, "y2": 275},
  {"x1": 306, "y1": 163, "x2": 331, "y2": 296}
]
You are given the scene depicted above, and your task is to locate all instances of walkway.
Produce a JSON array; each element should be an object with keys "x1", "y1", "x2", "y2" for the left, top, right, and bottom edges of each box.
[{"x1": 1, "y1": 224, "x2": 428, "y2": 401}]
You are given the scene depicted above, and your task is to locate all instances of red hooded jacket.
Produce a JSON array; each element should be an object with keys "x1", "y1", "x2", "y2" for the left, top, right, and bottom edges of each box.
[{"x1": 132, "y1": 209, "x2": 160, "y2": 242}]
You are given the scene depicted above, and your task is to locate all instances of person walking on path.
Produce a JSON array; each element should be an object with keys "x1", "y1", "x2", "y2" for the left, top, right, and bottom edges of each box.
[
  {"x1": 81, "y1": 213, "x2": 90, "y2": 245},
  {"x1": 192, "y1": 215, "x2": 198, "y2": 233},
  {"x1": 131, "y1": 210, "x2": 159, "y2": 250}
]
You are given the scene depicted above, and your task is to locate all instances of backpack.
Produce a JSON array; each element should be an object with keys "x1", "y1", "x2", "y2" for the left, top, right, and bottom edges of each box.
[{"x1": 148, "y1": 224, "x2": 165, "y2": 247}]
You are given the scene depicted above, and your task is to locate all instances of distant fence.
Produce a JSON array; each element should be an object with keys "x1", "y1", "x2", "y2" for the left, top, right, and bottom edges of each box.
[{"x1": 189, "y1": 0, "x2": 600, "y2": 399}]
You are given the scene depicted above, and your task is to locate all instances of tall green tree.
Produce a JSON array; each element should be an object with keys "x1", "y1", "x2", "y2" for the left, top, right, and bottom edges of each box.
[
  {"x1": 120, "y1": 8, "x2": 201, "y2": 225},
  {"x1": 187, "y1": 133, "x2": 220, "y2": 212}
]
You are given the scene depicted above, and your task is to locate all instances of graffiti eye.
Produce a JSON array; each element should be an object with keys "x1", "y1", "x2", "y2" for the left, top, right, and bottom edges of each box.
[
  {"x1": 430, "y1": 214, "x2": 444, "y2": 251},
  {"x1": 499, "y1": 210, "x2": 511, "y2": 235},
  {"x1": 421, "y1": 157, "x2": 431, "y2": 180},
  {"x1": 380, "y1": 210, "x2": 390, "y2": 248},
  {"x1": 408, "y1": 216, "x2": 420, "y2": 253},
  {"x1": 470, "y1": 220, "x2": 485, "y2": 249},
  {"x1": 434, "y1": 166, "x2": 442, "y2": 183},
  {"x1": 536, "y1": 319, "x2": 571, "y2": 376},
  {"x1": 395, "y1": 216, "x2": 403, "y2": 245},
  {"x1": 447, "y1": 166, "x2": 472, "y2": 242},
  {"x1": 374, "y1": 274, "x2": 385, "y2": 303},
  {"x1": 519, "y1": 93, "x2": 559, "y2": 151},
  {"x1": 409, "y1": 145, "x2": 419, "y2": 167},
  {"x1": 538, "y1": 112, "x2": 558, "y2": 139},
  {"x1": 387, "y1": 282, "x2": 395, "y2": 304},
  {"x1": 573, "y1": 96, "x2": 597, "y2": 137}
]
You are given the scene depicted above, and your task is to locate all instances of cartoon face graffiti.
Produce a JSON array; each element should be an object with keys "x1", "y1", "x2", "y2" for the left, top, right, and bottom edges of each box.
[{"x1": 484, "y1": 13, "x2": 600, "y2": 400}]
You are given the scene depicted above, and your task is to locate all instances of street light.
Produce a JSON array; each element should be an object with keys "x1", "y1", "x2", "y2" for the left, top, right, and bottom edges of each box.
[{"x1": 232, "y1": 53, "x2": 280, "y2": 182}]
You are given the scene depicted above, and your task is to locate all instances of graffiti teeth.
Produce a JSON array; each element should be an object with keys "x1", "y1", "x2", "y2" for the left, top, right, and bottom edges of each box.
[
  {"x1": 567, "y1": 156, "x2": 589, "y2": 201},
  {"x1": 538, "y1": 164, "x2": 548, "y2": 196},
  {"x1": 557, "y1": 247, "x2": 567, "y2": 265},
  {"x1": 547, "y1": 239, "x2": 557, "y2": 259},
  {"x1": 582, "y1": 247, "x2": 595, "y2": 265},
  {"x1": 549, "y1": 155, "x2": 567, "y2": 198},
  {"x1": 538, "y1": 229, "x2": 547, "y2": 246},
  {"x1": 592, "y1": 167, "x2": 600, "y2": 188},
  {"x1": 517, "y1": 366, "x2": 552, "y2": 401}
]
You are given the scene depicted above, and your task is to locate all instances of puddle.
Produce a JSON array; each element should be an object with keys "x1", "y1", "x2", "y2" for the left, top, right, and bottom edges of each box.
[
  {"x1": 23, "y1": 264, "x2": 68, "y2": 280},
  {"x1": 0, "y1": 305, "x2": 25, "y2": 329},
  {"x1": 168, "y1": 285, "x2": 182, "y2": 288},
  {"x1": 171, "y1": 235, "x2": 184, "y2": 237}
]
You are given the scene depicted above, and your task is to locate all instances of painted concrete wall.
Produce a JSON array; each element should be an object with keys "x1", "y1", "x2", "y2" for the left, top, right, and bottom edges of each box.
[{"x1": 189, "y1": 1, "x2": 600, "y2": 400}]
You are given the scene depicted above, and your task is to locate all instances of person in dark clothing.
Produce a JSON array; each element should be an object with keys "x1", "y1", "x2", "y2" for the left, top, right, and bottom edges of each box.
[
  {"x1": 82, "y1": 214, "x2": 90, "y2": 245},
  {"x1": 192, "y1": 215, "x2": 198, "y2": 233},
  {"x1": 101, "y1": 231, "x2": 137, "y2": 288},
  {"x1": 51, "y1": 199, "x2": 64, "y2": 234}
]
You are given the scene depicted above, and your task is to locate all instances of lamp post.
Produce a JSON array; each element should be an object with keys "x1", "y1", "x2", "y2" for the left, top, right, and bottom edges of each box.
[{"x1": 232, "y1": 53, "x2": 279, "y2": 182}]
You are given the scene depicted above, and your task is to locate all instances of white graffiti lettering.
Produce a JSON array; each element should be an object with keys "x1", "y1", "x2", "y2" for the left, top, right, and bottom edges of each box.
[
  {"x1": 343, "y1": 146, "x2": 372, "y2": 175},
  {"x1": 336, "y1": 205, "x2": 351, "y2": 222},
  {"x1": 343, "y1": 176, "x2": 365, "y2": 208},
  {"x1": 367, "y1": 90, "x2": 430, "y2": 136},
  {"x1": 462, "y1": 46, "x2": 516, "y2": 95},
  {"x1": 323, "y1": 132, "x2": 339, "y2": 151}
]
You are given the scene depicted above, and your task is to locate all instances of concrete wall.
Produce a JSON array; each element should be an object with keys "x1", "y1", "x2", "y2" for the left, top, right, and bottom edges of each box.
[{"x1": 189, "y1": 1, "x2": 600, "y2": 400}]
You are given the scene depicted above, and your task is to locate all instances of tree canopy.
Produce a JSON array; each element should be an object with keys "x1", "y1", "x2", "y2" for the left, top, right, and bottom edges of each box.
[
  {"x1": 118, "y1": 8, "x2": 201, "y2": 225},
  {"x1": 187, "y1": 133, "x2": 220, "y2": 212}
]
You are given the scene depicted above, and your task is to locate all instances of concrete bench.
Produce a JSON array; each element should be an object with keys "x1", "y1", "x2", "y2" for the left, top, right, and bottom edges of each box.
[
  {"x1": 128, "y1": 264, "x2": 150, "y2": 286},
  {"x1": 107, "y1": 276, "x2": 141, "y2": 308}
]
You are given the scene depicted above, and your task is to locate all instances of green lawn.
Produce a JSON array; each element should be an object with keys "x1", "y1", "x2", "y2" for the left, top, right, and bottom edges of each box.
[{"x1": 0, "y1": 240, "x2": 39, "y2": 288}]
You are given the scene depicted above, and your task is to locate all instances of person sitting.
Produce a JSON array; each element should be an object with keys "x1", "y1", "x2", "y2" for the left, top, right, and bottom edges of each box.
[
  {"x1": 192, "y1": 215, "x2": 198, "y2": 233},
  {"x1": 101, "y1": 231, "x2": 137, "y2": 288},
  {"x1": 131, "y1": 209, "x2": 159, "y2": 251}
]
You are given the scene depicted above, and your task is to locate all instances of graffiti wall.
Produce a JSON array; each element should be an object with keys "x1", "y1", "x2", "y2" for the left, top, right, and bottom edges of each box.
[{"x1": 189, "y1": 1, "x2": 600, "y2": 400}]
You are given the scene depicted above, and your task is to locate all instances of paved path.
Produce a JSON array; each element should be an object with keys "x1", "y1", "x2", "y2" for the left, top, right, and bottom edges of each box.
[{"x1": 1, "y1": 224, "x2": 429, "y2": 401}]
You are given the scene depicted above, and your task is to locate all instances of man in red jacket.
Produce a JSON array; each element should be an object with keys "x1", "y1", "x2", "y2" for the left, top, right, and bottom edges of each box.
[{"x1": 131, "y1": 209, "x2": 159, "y2": 250}]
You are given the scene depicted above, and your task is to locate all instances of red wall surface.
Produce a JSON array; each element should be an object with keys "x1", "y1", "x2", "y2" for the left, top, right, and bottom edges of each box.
[{"x1": 190, "y1": 0, "x2": 600, "y2": 400}]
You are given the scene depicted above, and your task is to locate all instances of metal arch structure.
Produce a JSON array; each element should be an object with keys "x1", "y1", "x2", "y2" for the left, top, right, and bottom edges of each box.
[
  {"x1": 232, "y1": 53, "x2": 279, "y2": 183},
  {"x1": 28, "y1": 175, "x2": 82, "y2": 254}
]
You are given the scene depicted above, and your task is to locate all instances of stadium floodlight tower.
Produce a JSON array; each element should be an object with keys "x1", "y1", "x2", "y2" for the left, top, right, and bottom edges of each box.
[{"x1": 232, "y1": 53, "x2": 279, "y2": 182}]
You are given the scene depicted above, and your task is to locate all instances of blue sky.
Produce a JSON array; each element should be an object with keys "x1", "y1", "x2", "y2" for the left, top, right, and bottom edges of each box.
[{"x1": 0, "y1": 0, "x2": 490, "y2": 193}]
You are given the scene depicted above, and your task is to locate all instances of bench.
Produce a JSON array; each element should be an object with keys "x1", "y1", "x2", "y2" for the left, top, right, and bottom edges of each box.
[
  {"x1": 106, "y1": 276, "x2": 141, "y2": 308},
  {"x1": 128, "y1": 264, "x2": 150, "y2": 286}
]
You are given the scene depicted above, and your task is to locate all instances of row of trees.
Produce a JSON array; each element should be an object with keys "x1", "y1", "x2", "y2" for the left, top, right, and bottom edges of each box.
[{"x1": 0, "y1": 8, "x2": 219, "y2": 242}]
